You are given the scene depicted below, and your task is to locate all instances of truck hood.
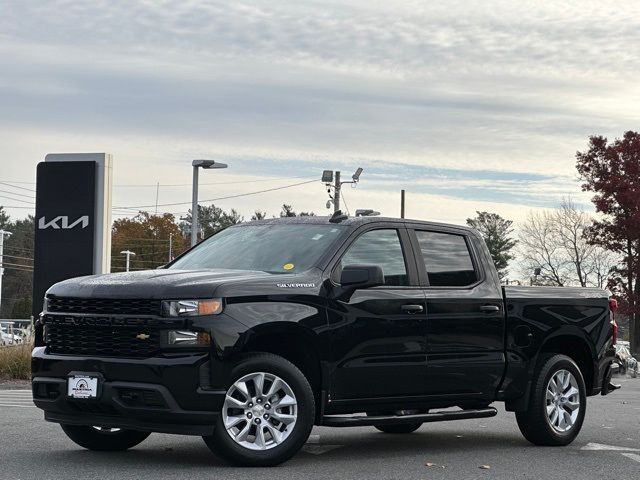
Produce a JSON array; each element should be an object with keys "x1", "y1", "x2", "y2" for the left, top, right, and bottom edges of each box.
[{"x1": 46, "y1": 268, "x2": 288, "y2": 299}]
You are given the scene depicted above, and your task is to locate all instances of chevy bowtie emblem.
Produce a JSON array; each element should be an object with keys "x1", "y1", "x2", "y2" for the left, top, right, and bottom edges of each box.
[{"x1": 136, "y1": 333, "x2": 150, "y2": 340}]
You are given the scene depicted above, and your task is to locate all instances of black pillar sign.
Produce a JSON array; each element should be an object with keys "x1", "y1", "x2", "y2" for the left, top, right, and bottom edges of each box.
[{"x1": 32, "y1": 157, "x2": 111, "y2": 318}]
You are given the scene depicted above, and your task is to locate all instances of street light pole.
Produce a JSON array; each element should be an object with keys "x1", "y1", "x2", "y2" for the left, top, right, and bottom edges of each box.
[
  {"x1": 120, "y1": 250, "x2": 136, "y2": 272},
  {"x1": 191, "y1": 165, "x2": 199, "y2": 247},
  {"x1": 190, "y1": 159, "x2": 228, "y2": 247},
  {"x1": 0, "y1": 229, "x2": 13, "y2": 315},
  {"x1": 333, "y1": 171, "x2": 341, "y2": 213}
]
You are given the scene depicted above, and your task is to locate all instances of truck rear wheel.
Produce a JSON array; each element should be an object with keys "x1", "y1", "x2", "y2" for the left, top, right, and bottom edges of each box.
[
  {"x1": 203, "y1": 353, "x2": 315, "y2": 467},
  {"x1": 515, "y1": 354, "x2": 586, "y2": 446},
  {"x1": 60, "y1": 425, "x2": 150, "y2": 451}
]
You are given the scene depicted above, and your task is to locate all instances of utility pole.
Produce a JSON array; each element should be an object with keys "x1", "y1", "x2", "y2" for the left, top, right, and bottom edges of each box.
[
  {"x1": 0, "y1": 229, "x2": 13, "y2": 316},
  {"x1": 400, "y1": 189, "x2": 405, "y2": 219},
  {"x1": 168, "y1": 233, "x2": 173, "y2": 262},
  {"x1": 323, "y1": 168, "x2": 363, "y2": 214},
  {"x1": 333, "y1": 171, "x2": 341, "y2": 213},
  {"x1": 155, "y1": 182, "x2": 159, "y2": 214},
  {"x1": 120, "y1": 250, "x2": 136, "y2": 272}
]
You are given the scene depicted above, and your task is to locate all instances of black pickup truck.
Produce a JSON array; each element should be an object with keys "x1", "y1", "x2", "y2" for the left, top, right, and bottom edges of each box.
[{"x1": 32, "y1": 216, "x2": 618, "y2": 466}]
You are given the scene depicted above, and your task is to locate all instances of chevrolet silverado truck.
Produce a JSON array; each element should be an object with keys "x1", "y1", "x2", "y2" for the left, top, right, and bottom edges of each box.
[{"x1": 32, "y1": 215, "x2": 619, "y2": 466}]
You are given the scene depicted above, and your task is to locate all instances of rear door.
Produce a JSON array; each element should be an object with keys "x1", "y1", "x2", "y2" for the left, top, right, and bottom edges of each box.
[
  {"x1": 409, "y1": 227, "x2": 505, "y2": 401},
  {"x1": 327, "y1": 225, "x2": 429, "y2": 400}
]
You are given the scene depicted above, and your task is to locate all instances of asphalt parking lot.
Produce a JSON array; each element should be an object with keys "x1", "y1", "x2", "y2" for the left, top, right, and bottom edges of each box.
[{"x1": 1, "y1": 378, "x2": 639, "y2": 480}]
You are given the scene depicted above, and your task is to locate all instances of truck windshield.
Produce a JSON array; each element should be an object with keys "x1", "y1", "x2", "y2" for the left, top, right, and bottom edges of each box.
[{"x1": 169, "y1": 223, "x2": 345, "y2": 274}]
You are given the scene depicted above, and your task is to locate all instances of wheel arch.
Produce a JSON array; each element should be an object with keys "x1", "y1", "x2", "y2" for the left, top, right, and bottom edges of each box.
[
  {"x1": 505, "y1": 330, "x2": 596, "y2": 412},
  {"x1": 230, "y1": 322, "x2": 326, "y2": 422},
  {"x1": 537, "y1": 332, "x2": 596, "y2": 393}
]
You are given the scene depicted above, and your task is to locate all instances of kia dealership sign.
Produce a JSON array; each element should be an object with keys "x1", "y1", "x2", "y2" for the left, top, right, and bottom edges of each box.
[
  {"x1": 38, "y1": 215, "x2": 90, "y2": 230},
  {"x1": 32, "y1": 154, "x2": 112, "y2": 317}
]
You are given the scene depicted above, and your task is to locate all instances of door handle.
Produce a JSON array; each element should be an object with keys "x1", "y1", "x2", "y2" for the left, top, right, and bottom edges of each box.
[
  {"x1": 401, "y1": 304, "x2": 424, "y2": 314},
  {"x1": 479, "y1": 305, "x2": 500, "y2": 313}
]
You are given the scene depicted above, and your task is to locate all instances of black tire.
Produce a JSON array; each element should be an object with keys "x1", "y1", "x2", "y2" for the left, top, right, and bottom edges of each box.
[
  {"x1": 203, "y1": 353, "x2": 315, "y2": 467},
  {"x1": 515, "y1": 354, "x2": 586, "y2": 446},
  {"x1": 374, "y1": 423, "x2": 422, "y2": 434},
  {"x1": 60, "y1": 425, "x2": 150, "y2": 451}
]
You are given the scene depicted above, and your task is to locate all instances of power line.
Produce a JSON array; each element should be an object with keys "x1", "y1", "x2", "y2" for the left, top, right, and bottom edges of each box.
[
  {"x1": 1, "y1": 176, "x2": 315, "y2": 188},
  {"x1": 341, "y1": 190, "x2": 351, "y2": 216},
  {"x1": 2, "y1": 262, "x2": 34, "y2": 270},
  {"x1": 0, "y1": 189, "x2": 34, "y2": 199},
  {"x1": 2, "y1": 254, "x2": 34, "y2": 262},
  {"x1": 3, "y1": 266, "x2": 34, "y2": 273},
  {"x1": 0, "y1": 194, "x2": 34, "y2": 205},
  {"x1": 113, "y1": 176, "x2": 314, "y2": 188},
  {"x1": 114, "y1": 179, "x2": 319, "y2": 209},
  {"x1": 113, "y1": 237, "x2": 173, "y2": 243},
  {"x1": 3, "y1": 246, "x2": 34, "y2": 253},
  {"x1": 0, "y1": 182, "x2": 36, "y2": 192},
  {"x1": 3, "y1": 177, "x2": 321, "y2": 216},
  {"x1": 120, "y1": 258, "x2": 169, "y2": 264}
]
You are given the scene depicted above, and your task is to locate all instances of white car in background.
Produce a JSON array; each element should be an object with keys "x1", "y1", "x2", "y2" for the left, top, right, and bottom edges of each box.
[{"x1": 1, "y1": 330, "x2": 15, "y2": 346}]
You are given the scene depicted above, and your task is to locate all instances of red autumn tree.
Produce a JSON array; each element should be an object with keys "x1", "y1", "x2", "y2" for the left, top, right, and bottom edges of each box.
[{"x1": 576, "y1": 131, "x2": 640, "y2": 354}]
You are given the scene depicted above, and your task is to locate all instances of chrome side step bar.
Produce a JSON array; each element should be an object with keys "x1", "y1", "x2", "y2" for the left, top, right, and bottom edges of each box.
[{"x1": 322, "y1": 407, "x2": 497, "y2": 427}]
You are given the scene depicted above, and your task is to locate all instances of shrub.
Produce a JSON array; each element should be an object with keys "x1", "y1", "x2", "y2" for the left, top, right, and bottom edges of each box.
[{"x1": 0, "y1": 340, "x2": 32, "y2": 380}]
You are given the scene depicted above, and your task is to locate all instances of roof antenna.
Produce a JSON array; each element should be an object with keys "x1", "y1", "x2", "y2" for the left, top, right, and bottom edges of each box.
[
  {"x1": 355, "y1": 209, "x2": 380, "y2": 217},
  {"x1": 329, "y1": 210, "x2": 348, "y2": 223}
]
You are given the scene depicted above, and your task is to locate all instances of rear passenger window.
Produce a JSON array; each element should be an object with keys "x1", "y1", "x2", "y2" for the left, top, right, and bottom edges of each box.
[
  {"x1": 339, "y1": 229, "x2": 409, "y2": 286},
  {"x1": 415, "y1": 231, "x2": 477, "y2": 287}
]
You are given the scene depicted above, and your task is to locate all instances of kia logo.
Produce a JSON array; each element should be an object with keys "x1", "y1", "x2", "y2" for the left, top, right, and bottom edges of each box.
[{"x1": 38, "y1": 215, "x2": 89, "y2": 230}]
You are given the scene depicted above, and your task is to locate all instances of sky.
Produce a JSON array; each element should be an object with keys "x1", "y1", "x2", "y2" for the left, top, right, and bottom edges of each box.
[{"x1": 1, "y1": 0, "x2": 639, "y2": 225}]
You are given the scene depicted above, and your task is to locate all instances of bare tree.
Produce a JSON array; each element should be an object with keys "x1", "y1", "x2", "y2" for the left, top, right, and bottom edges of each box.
[
  {"x1": 519, "y1": 210, "x2": 568, "y2": 286},
  {"x1": 519, "y1": 199, "x2": 617, "y2": 287},
  {"x1": 589, "y1": 248, "x2": 619, "y2": 289},
  {"x1": 554, "y1": 199, "x2": 596, "y2": 287}
]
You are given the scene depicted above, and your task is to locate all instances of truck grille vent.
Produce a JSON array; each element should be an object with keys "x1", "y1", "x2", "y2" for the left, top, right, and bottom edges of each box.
[
  {"x1": 47, "y1": 297, "x2": 162, "y2": 316},
  {"x1": 45, "y1": 324, "x2": 160, "y2": 358}
]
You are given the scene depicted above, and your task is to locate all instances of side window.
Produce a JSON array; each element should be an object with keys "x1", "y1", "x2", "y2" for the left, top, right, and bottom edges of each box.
[
  {"x1": 415, "y1": 231, "x2": 478, "y2": 287},
  {"x1": 339, "y1": 229, "x2": 409, "y2": 286}
]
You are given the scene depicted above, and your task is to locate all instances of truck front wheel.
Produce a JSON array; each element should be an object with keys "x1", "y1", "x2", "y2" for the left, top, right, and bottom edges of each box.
[
  {"x1": 203, "y1": 353, "x2": 315, "y2": 466},
  {"x1": 515, "y1": 354, "x2": 586, "y2": 446},
  {"x1": 60, "y1": 425, "x2": 150, "y2": 451}
]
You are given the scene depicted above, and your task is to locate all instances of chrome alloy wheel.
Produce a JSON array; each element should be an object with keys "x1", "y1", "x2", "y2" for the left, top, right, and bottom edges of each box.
[
  {"x1": 222, "y1": 372, "x2": 298, "y2": 450},
  {"x1": 545, "y1": 369, "x2": 580, "y2": 433}
]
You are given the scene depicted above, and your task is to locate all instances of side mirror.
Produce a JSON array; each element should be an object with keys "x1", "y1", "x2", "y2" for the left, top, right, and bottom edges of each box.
[{"x1": 340, "y1": 265, "x2": 384, "y2": 289}]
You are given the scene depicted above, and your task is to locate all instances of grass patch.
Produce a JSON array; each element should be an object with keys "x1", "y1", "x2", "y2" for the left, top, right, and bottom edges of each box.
[{"x1": 0, "y1": 341, "x2": 33, "y2": 380}]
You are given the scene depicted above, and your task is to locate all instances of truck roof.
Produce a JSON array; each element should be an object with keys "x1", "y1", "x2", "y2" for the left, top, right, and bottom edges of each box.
[{"x1": 237, "y1": 215, "x2": 475, "y2": 233}]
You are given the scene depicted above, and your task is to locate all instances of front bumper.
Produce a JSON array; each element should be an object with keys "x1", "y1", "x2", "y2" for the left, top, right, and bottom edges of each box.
[{"x1": 31, "y1": 347, "x2": 225, "y2": 435}]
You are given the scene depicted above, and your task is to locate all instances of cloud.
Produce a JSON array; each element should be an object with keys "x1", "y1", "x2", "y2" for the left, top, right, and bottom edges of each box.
[{"x1": 0, "y1": 0, "x2": 637, "y2": 224}]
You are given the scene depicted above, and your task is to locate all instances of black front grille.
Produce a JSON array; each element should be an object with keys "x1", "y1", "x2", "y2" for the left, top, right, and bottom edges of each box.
[
  {"x1": 47, "y1": 297, "x2": 162, "y2": 316},
  {"x1": 45, "y1": 324, "x2": 160, "y2": 358}
]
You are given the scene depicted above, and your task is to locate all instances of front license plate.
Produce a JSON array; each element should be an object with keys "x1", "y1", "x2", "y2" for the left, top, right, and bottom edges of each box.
[{"x1": 67, "y1": 375, "x2": 99, "y2": 399}]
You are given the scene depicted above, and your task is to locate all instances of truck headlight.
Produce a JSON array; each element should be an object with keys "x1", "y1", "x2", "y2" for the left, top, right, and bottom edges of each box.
[{"x1": 162, "y1": 299, "x2": 223, "y2": 317}]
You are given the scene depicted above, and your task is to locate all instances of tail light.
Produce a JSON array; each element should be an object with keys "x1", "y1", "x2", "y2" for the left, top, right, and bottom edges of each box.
[{"x1": 609, "y1": 298, "x2": 618, "y2": 345}]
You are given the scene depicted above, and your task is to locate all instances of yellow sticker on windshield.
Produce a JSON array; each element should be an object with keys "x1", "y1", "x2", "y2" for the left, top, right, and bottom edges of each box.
[{"x1": 283, "y1": 263, "x2": 295, "y2": 271}]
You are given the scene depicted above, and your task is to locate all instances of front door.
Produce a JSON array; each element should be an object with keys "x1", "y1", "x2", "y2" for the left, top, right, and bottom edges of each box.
[
  {"x1": 327, "y1": 226, "x2": 429, "y2": 400},
  {"x1": 410, "y1": 228, "x2": 505, "y2": 402}
]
